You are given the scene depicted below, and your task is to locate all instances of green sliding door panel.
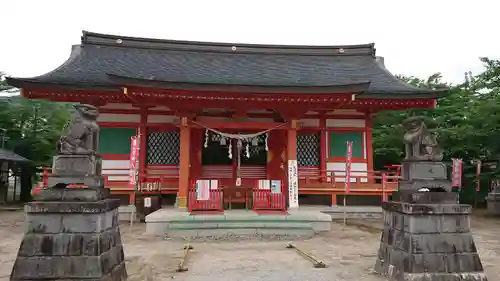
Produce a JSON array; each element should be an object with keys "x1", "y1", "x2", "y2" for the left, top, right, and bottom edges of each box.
[
  {"x1": 328, "y1": 131, "x2": 363, "y2": 158},
  {"x1": 99, "y1": 127, "x2": 137, "y2": 154}
]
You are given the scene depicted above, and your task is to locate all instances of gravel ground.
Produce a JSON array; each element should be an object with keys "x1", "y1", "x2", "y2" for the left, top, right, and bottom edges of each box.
[{"x1": 1, "y1": 211, "x2": 500, "y2": 281}]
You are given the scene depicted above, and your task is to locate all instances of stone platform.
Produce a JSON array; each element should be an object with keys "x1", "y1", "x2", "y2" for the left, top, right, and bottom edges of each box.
[
  {"x1": 145, "y1": 208, "x2": 332, "y2": 238},
  {"x1": 486, "y1": 190, "x2": 500, "y2": 216},
  {"x1": 374, "y1": 192, "x2": 487, "y2": 281},
  {"x1": 11, "y1": 198, "x2": 127, "y2": 281},
  {"x1": 118, "y1": 205, "x2": 384, "y2": 222},
  {"x1": 321, "y1": 206, "x2": 383, "y2": 219}
]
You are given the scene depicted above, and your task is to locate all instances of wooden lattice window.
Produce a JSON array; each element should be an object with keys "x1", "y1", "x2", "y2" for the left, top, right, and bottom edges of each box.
[
  {"x1": 297, "y1": 133, "x2": 320, "y2": 166},
  {"x1": 147, "y1": 131, "x2": 180, "y2": 165}
]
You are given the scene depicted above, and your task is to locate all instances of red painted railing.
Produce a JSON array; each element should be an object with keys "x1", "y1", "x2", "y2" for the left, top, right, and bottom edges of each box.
[
  {"x1": 252, "y1": 181, "x2": 286, "y2": 212},
  {"x1": 188, "y1": 180, "x2": 224, "y2": 212},
  {"x1": 240, "y1": 165, "x2": 267, "y2": 179},
  {"x1": 201, "y1": 165, "x2": 233, "y2": 179}
]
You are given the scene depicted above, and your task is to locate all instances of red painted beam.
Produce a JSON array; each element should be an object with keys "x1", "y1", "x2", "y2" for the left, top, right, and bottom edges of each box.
[
  {"x1": 98, "y1": 107, "x2": 368, "y2": 120},
  {"x1": 190, "y1": 120, "x2": 288, "y2": 130}
]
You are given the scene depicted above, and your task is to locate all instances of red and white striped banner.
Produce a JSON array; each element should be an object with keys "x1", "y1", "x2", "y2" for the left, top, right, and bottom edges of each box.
[
  {"x1": 345, "y1": 141, "x2": 353, "y2": 194},
  {"x1": 451, "y1": 158, "x2": 463, "y2": 188},
  {"x1": 129, "y1": 136, "x2": 139, "y2": 189}
]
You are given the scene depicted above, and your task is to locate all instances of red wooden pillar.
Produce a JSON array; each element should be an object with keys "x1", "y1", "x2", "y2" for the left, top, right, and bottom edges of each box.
[
  {"x1": 287, "y1": 119, "x2": 298, "y2": 208},
  {"x1": 189, "y1": 129, "x2": 203, "y2": 180},
  {"x1": 266, "y1": 131, "x2": 285, "y2": 180},
  {"x1": 366, "y1": 114, "x2": 374, "y2": 183},
  {"x1": 178, "y1": 117, "x2": 191, "y2": 208},
  {"x1": 319, "y1": 115, "x2": 336, "y2": 205},
  {"x1": 319, "y1": 114, "x2": 327, "y2": 182}
]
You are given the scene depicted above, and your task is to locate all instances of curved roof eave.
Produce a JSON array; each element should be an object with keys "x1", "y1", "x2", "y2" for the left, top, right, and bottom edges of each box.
[
  {"x1": 5, "y1": 77, "x2": 119, "y2": 92},
  {"x1": 359, "y1": 90, "x2": 449, "y2": 99},
  {"x1": 365, "y1": 56, "x2": 450, "y2": 99},
  {"x1": 5, "y1": 44, "x2": 97, "y2": 90},
  {"x1": 107, "y1": 74, "x2": 371, "y2": 94}
]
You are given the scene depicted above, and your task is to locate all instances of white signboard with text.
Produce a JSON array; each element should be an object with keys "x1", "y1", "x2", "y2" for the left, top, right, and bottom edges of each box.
[
  {"x1": 288, "y1": 160, "x2": 299, "y2": 208},
  {"x1": 196, "y1": 180, "x2": 210, "y2": 200}
]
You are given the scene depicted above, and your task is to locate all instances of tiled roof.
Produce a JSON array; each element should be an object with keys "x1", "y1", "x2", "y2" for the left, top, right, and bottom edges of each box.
[{"x1": 6, "y1": 31, "x2": 446, "y2": 98}]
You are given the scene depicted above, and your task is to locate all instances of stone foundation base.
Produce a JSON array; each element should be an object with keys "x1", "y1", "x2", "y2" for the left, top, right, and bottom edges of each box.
[
  {"x1": 374, "y1": 195, "x2": 487, "y2": 281},
  {"x1": 486, "y1": 193, "x2": 500, "y2": 216},
  {"x1": 175, "y1": 196, "x2": 187, "y2": 209},
  {"x1": 10, "y1": 198, "x2": 127, "y2": 281}
]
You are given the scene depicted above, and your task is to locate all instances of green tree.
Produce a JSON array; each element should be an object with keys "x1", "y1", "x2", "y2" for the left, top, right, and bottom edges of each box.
[
  {"x1": 0, "y1": 72, "x2": 17, "y2": 93},
  {"x1": 372, "y1": 73, "x2": 447, "y2": 169},
  {"x1": 0, "y1": 96, "x2": 71, "y2": 166}
]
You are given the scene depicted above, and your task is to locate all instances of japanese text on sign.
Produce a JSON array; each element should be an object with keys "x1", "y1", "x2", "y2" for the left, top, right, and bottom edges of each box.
[
  {"x1": 288, "y1": 160, "x2": 299, "y2": 208},
  {"x1": 451, "y1": 158, "x2": 463, "y2": 188},
  {"x1": 129, "y1": 136, "x2": 139, "y2": 189},
  {"x1": 345, "y1": 141, "x2": 353, "y2": 193}
]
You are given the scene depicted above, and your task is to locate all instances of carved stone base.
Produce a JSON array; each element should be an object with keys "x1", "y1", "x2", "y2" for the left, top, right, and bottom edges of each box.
[
  {"x1": 10, "y1": 198, "x2": 127, "y2": 281},
  {"x1": 374, "y1": 193, "x2": 487, "y2": 281},
  {"x1": 400, "y1": 161, "x2": 451, "y2": 192},
  {"x1": 35, "y1": 187, "x2": 110, "y2": 202},
  {"x1": 47, "y1": 175, "x2": 105, "y2": 189},
  {"x1": 175, "y1": 196, "x2": 188, "y2": 209},
  {"x1": 486, "y1": 193, "x2": 500, "y2": 216},
  {"x1": 52, "y1": 154, "x2": 102, "y2": 176}
]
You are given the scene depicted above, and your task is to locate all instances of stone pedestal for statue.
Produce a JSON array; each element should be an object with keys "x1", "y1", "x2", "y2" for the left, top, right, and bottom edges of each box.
[
  {"x1": 10, "y1": 155, "x2": 127, "y2": 281},
  {"x1": 398, "y1": 161, "x2": 451, "y2": 192},
  {"x1": 374, "y1": 162, "x2": 487, "y2": 281},
  {"x1": 486, "y1": 183, "x2": 500, "y2": 216}
]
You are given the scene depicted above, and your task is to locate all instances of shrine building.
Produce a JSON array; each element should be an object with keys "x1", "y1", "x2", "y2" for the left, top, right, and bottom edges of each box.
[{"x1": 7, "y1": 31, "x2": 445, "y2": 210}]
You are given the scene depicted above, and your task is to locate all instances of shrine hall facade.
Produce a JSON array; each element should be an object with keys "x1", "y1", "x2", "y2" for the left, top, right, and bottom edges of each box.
[{"x1": 7, "y1": 31, "x2": 445, "y2": 208}]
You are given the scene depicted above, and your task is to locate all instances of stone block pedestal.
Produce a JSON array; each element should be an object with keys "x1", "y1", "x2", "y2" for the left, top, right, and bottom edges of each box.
[
  {"x1": 399, "y1": 161, "x2": 451, "y2": 192},
  {"x1": 374, "y1": 192, "x2": 487, "y2": 281},
  {"x1": 486, "y1": 187, "x2": 500, "y2": 216},
  {"x1": 10, "y1": 198, "x2": 127, "y2": 281}
]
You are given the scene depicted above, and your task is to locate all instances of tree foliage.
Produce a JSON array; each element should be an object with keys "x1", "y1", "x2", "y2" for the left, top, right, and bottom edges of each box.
[
  {"x1": 373, "y1": 58, "x2": 500, "y2": 204},
  {"x1": 373, "y1": 59, "x2": 500, "y2": 168},
  {"x1": 0, "y1": 72, "x2": 17, "y2": 93},
  {"x1": 0, "y1": 95, "x2": 71, "y2": 166}
]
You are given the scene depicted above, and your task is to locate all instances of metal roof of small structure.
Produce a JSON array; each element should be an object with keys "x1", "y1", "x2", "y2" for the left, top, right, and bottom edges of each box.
[
  {"x1": 0, "y1": 148, "x2": 30, "y2": 163},
  {"x1": 6, "y1": 31, "x2": 447, "y2": 98}
]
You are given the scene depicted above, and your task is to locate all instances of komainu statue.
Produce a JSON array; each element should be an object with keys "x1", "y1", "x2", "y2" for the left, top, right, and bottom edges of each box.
[
  {"x1": 57, "y1": 104, "x2": 99, "y2": 155},
  {"x1": 403, "y1": 116, "x2": 443, "y2": 161}
]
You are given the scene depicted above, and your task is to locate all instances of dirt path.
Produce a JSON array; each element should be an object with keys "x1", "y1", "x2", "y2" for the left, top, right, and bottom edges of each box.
[{"x1": 1, "y1": 211, "x2": 500, "y2": 281}]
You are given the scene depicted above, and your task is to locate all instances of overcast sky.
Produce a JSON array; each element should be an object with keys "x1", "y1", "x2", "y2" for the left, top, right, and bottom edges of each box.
[{"x1": 1, "y1": 0, "x2": 498, "y2": 85}]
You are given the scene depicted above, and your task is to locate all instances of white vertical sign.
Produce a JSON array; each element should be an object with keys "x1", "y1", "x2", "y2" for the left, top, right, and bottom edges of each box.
[
  {"x1": 196, "y1": 180, "x2": 210, "y2": 200},
  {"x1": 288, "y1": 160, "x2": 299, "y2": 208},
  {"x1": 144, "y1": 197, "x2": 152, "y2": 208}
]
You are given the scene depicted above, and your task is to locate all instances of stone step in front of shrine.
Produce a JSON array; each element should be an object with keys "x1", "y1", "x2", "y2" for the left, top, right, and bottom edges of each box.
[
  {"x1": 145, "y1": 209, "x2": 332, "y2": 238},
  {"x1": 322, "y1": 206, "x2": 383, "y2": 219}
]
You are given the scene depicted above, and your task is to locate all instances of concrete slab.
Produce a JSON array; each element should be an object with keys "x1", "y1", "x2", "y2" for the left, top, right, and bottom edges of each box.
[
  {"x1": 320, "y1": 206, "x2": 383, "y2": 219},
  {"x1": 145, "y1": 208, "x2": 332, "y2": 237},
  {"x1": 118, "y1": 205, "x2": 137, "y2": 221},
  {"x1": 123, "y1": 205, "x2": 384, "y2": 222}
]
